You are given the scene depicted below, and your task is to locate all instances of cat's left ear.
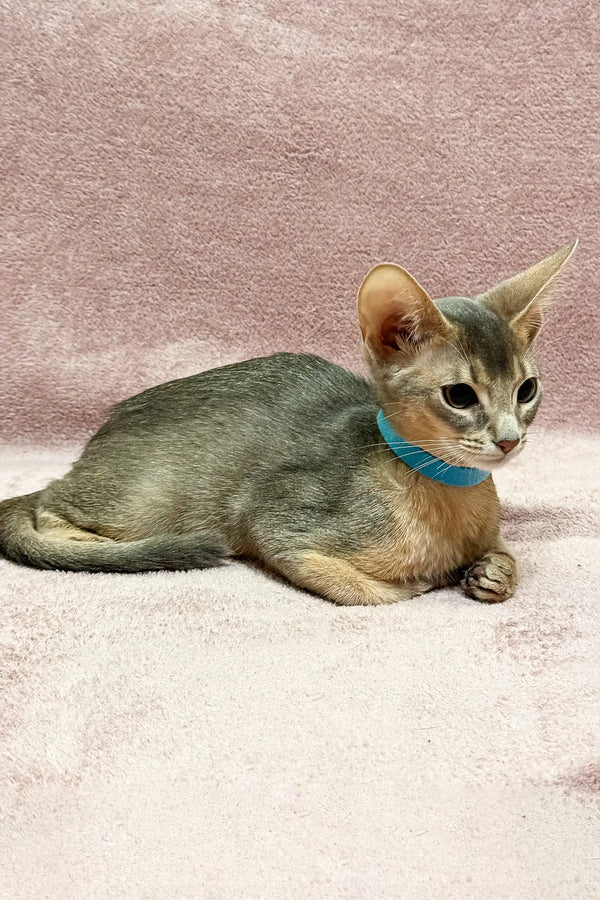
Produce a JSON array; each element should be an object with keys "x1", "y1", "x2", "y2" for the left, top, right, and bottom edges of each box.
[{"x1": 480, "y1": 240, "x2": 578, "y2": 345}]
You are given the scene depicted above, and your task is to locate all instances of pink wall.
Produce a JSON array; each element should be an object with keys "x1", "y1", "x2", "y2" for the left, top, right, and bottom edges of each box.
[{"x1": 1, "y1": 0, "x2": 598, "y2": 443}]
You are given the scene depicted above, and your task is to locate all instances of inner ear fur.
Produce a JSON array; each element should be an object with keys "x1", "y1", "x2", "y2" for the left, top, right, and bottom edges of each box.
[
  {"x1": 480, "y1": 240, "x2": 578, "y2": 345},
  {"x1": 357, "y1": 263, "x2": 450, "y2": 359}
]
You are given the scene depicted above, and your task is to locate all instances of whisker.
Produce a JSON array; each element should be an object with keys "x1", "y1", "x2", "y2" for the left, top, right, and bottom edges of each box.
[
  {"x1": 455, "y1": 334, "x2": 471, "y2": 368},
  {"x1": 437, "y1": 336, "x2": 470, "y2": 369},
  {"x1": 523, "y1": 309, "x2": 563, "y2": 359},
  {"x1": 368, "y1": 445, "x2": 458, "y2": 458},
  {"x1": 531, "y1": 335, "x2": 566, "y2": 356},
  {"x1": 358, "y1": 438, "x2": 461, "y2": 450},
  {"x1": 403, "y1": 446, "x2": 471, "y2": 476},
  {"x1": 404, "y1": 457, "x2": 445, "y2": 477}
]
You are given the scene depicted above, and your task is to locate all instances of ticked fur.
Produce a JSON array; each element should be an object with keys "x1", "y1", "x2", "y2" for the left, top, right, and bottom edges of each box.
[
  {"x1": 0, "y1": 242, "x2": 577, "y2": 605},
  {"x1": 348, "y1": 454, "x2": 500, "y2": 583}
]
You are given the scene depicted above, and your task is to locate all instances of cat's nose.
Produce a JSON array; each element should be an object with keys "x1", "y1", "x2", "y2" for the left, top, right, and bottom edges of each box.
[{"x1": 496, "y1": 439, "x2": 520, "y2": 454}]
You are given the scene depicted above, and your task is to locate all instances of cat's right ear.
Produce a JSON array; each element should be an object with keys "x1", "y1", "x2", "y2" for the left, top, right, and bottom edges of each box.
[{"x1": 358, "y1": 263, "x2": 449, "y2": 360}]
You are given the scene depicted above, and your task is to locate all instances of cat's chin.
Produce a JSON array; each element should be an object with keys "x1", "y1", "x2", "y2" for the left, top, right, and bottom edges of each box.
[
  {"x1": 475, "y1": 458, "x2": 508, "y2": 471},
  {"x1": 462, "y1": 448, "x2": 523, "y2": 471}
]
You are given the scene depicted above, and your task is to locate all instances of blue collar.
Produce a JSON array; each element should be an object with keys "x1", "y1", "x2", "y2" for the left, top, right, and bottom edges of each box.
[{"x1": 376, "y1": 410, "x2": 490, "y2": 487}]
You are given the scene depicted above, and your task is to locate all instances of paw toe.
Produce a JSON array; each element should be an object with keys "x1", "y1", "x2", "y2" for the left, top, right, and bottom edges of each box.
[{"x1": 462, "y1": 555, "x2": 516, "y2": 604}]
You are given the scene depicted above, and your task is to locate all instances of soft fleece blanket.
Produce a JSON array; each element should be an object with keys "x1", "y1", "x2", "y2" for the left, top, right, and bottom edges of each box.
[
  {"x1": 1, "y1": 1, "x2": 599, "y2": 897},
  {"x1": 1, "y1": 437, "x2": 599, "y2": 898}
]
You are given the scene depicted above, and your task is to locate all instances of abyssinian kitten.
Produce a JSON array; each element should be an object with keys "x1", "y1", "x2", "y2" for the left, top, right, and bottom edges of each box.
[{"x1": 0, "y1": 242, "x2": 576, "y2": 605}]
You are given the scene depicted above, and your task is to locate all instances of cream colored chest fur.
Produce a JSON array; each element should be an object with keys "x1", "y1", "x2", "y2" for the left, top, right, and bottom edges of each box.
[{"x1": 353, "y1": 457, "x2": 502, "y2": 583}]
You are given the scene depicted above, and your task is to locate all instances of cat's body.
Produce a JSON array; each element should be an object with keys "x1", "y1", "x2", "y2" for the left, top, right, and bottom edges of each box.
[{"x1": 0, "y1": 243, "x2": 576, "y2": 604}]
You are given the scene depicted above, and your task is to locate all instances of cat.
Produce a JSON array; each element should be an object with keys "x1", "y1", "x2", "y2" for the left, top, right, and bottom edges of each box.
[{"x1": 0, "y1": 241, "x2": 576, "y2": 605}]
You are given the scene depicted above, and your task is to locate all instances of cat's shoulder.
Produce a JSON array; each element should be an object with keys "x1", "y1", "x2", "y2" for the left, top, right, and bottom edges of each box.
[
  {"x1": 200, "y1": 351, "x2": 373, "y2": 403},
  {"x1": 252, "y1": 351, "x2": 365, "y2": 382}
]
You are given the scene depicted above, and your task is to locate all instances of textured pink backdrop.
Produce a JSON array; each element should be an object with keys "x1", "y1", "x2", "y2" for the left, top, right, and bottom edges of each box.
[
  {"x1": 2, "y1": 7, "x2": 600, "y2": 896},
  {"x1": 1, "y1": 0, "x2": 598, "y2": 444}
]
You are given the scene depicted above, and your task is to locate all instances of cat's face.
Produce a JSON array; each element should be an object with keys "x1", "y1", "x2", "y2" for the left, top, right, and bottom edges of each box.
[
  {"x1": 370, "y1": 301, "x2": 542, "y2": 470},
  {"x1": 358, "y1": 243, "x2": 576, "y2": 471}
]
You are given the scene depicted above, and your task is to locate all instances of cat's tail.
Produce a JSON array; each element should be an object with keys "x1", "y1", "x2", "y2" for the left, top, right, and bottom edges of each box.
[{"x1": 0, "y1": 492, "x2": 229, "y2": 573}]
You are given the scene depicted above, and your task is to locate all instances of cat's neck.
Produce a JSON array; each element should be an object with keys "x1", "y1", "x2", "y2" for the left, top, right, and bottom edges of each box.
[{"x1": 375, "y1": 409, "x2": 490, "y2": 488}]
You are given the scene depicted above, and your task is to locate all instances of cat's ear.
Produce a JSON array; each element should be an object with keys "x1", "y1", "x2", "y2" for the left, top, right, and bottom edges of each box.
[
  {"x1": 358, "y1": 263, "x2": 450, "y2": 360},
  {"x1": 480, "y1": 240, "x2": 578, "y2": 346}
]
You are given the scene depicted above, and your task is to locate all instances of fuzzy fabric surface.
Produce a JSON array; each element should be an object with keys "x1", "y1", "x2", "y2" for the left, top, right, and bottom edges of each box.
[
  {"x1": 1, "y1": 0, "x2": 600, "y2": 896},
  {"x1": 1, "y1": 0, "x2": 599, "y2": 445},
  {"x1": 1, "y1": 436, "x2": 599, "y2": 898}
]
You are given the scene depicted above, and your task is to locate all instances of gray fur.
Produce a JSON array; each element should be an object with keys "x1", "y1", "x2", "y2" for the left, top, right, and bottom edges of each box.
[
  {"x1": 0, "y1": 492, "x2": 228, "y2": 572},
  {"x1": 0, "y1": 354, "x2": 392, "y2": 572},
  {"x1": 435, "y1": 297, "x2": 517, "y2": 378},
  {"x1": 1, "y1": 240, "x2": 574, "y2": 594}
]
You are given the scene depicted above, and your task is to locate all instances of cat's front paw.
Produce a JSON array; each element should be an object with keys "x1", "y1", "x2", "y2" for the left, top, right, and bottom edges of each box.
[{"x1": 461, "y1": 551, "x2": 517, "y2": 603}]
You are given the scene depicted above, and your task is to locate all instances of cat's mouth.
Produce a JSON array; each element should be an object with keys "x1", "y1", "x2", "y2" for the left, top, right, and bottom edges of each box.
[{"x1": 455, "y1": 441, "x2": 525, "y2": 470}]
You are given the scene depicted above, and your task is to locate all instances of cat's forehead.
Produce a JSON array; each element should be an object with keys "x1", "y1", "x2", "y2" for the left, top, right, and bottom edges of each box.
[{"x1": 434, "y1": 296, "x2": 518, "y2": 379}]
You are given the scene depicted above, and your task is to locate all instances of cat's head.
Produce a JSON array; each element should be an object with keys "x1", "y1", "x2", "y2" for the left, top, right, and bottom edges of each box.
[{"x1": 358, "y1": 241, "x2": 577, "y2": 470}]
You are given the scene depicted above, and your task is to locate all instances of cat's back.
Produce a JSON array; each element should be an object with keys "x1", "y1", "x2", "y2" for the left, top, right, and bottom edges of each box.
[
  {"x1": 82, "y1": 352, "x2": 379, "y2": 498},
  {"x1": 110, "y1": 352, "x2": 375, "y2": 426}
]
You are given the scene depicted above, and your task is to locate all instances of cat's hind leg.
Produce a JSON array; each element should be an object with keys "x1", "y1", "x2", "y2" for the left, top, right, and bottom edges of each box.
[
  {"x1": 36, "y1": 508, "x2": 112, "y2": 542},
  {"x1": 0, "y1": 492, "x2": 229, "y2": 573}
]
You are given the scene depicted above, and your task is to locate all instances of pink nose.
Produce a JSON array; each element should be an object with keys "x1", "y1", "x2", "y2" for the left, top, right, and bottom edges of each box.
[{"x1": 496, "y1": 439, "x2": 519, "y2": 454}]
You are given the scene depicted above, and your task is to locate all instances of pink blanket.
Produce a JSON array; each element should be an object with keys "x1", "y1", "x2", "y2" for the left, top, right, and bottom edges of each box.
[{"x1": 1, "y1": 2, "x2": 598, "y2": 896}]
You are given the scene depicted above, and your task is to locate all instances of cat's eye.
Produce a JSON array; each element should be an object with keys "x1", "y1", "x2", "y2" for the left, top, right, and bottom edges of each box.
[
  {"x1": 517, "y1": 377, "x2": 538, "y2": 404},
  {"x1": 442, "y1": 383, "x2": 479, "y2": 409}
]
